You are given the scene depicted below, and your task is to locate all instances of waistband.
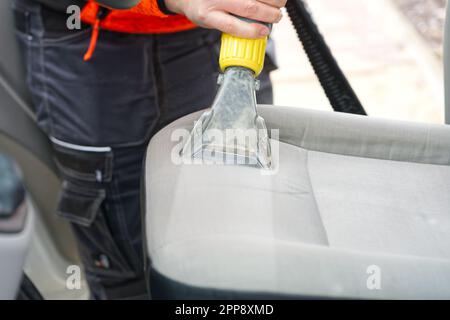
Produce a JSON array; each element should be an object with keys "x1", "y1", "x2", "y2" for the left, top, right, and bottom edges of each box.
[{"x1": 14, "y1": 0, "x2": 219, "y2": 43}]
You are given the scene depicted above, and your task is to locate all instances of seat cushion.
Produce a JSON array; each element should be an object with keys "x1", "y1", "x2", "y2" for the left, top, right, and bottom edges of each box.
[
  {"x1": 308, "y1": 150, "x2": 450, "y2": 259},
  {"x1": 145, "y1": 106, "x2": 450, "y2": 299}
]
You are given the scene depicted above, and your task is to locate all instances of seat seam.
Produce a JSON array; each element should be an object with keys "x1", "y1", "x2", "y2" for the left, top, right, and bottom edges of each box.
[
  {"x1": 304, "y1": 150, "x2": 330, "y2": 246},
  {"x1": 282, "y1": 141, "x2": 450, "y2": 167}
]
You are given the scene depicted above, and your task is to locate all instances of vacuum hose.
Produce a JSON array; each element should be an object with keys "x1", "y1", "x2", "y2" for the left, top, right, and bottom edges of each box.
[{"x1": 285, "y1": 0, "x2": 367, "y2": 115}]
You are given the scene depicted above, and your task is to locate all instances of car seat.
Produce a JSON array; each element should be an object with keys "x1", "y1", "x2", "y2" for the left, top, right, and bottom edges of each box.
[{"x1": 145, "y1": 105, "x2": 450, "y2": 299}]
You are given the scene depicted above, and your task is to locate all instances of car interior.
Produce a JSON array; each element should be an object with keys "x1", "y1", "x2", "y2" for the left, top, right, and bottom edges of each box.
[{"x1": 0, "y1": 0, "x2": 450, "y2": 299}]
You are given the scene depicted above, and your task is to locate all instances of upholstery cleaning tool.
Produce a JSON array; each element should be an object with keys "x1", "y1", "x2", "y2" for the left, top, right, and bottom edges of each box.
[{"x1": 181, "y1": 20, "x2": 272, "y2": 169}]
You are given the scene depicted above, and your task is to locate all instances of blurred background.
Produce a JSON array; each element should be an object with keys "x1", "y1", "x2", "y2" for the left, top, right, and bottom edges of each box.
[{"x1": 271, "y1": 0, "x2": 447, "y2": 124}]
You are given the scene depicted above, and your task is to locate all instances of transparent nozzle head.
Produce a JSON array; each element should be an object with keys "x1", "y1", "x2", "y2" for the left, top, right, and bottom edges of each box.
[{"x1": 181, "y1": 67, "x2": 272, "y2": 169}]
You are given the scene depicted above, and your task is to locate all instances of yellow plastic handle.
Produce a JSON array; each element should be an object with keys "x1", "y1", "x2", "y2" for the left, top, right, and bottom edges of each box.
[{"x1": 219, "y1": 33, "x2": 267, "y2": 77}]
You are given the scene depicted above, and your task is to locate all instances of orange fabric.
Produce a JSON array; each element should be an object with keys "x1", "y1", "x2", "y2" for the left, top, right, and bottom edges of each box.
[
  {"x1": 127, "y1": 0, "x2": 169, "y2": 18},
  {"x1": 81, "y1": 1, "x2": 197, "y2": 34},
  {"x1": 83, "y1": 17, "x2": 100, "y2": 61}
]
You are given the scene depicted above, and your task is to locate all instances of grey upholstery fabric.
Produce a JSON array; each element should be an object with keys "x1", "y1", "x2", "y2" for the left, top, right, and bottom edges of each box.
[{"x1": 145, "y1": 106, "x2": 450, "y2": 299}]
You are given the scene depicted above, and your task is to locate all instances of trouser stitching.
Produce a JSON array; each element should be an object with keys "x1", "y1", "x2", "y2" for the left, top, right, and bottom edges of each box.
[
  {"x1": 37, "y1": 19, "x2": 55, "y2": 135},
  {"x1": 112, "y1": 178, "x2": 142, "y2": 271}
]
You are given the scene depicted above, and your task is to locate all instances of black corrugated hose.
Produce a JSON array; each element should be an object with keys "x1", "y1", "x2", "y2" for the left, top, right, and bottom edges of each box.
[{"x1": 285, "y1": 0, "x2": 367, "y2": 115}]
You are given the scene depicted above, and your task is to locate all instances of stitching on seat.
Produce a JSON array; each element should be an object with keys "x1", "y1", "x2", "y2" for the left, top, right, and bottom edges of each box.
[{"x1": 305, "y1": 150, "x2": 330, "y2": 246}]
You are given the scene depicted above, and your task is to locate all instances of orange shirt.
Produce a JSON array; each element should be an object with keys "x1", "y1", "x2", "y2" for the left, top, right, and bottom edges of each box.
[
  {"x1": 80, "y1": 1, "x2": 197, "y2": 61},
  {"x1": 81, "y1": 0, "x2": 196, "y2": 34}
]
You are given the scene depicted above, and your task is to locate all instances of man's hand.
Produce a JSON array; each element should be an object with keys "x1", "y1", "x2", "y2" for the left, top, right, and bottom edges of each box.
[{"x1": 165, "y1": 0, "x2": 287, "y2": 38}]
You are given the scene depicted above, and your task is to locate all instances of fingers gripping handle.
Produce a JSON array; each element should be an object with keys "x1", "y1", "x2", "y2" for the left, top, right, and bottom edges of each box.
[{"x1": 219, "y1": 19, "x2": 271, "y2": 77}]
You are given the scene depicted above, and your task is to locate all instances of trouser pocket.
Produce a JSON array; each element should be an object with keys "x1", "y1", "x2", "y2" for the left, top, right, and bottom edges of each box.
[
  {"x1": 53, "y1": 141, "x2": 136, "y2": 280},
  {"x1": 15, "y1": 1, "x2": 159, "y2": 147},
  {"x1": 58, "y1": 181, "x2": 135, "y2": 279},
  {"x1": 52, "y1": 138, "x2": 113, "y2": 183}
]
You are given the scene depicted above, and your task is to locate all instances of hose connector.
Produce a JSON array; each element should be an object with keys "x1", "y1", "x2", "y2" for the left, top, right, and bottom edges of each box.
[{"x1": 219, "y1": 33, "x2": 267, "y2": 77}]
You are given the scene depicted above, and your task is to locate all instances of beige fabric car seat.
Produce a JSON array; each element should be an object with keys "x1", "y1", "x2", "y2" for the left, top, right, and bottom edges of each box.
[{"x1": 145, "y1": 106, "x2": 450, "y2": 299}]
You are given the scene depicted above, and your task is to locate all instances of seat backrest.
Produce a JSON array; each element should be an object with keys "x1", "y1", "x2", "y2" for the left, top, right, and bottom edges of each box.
[
  {"x1": 0, "y1": 0, "x2": 48, "y2": 161},
  {"x1": 0, "y1": 0, "x2": 32, "y2": 107}
]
